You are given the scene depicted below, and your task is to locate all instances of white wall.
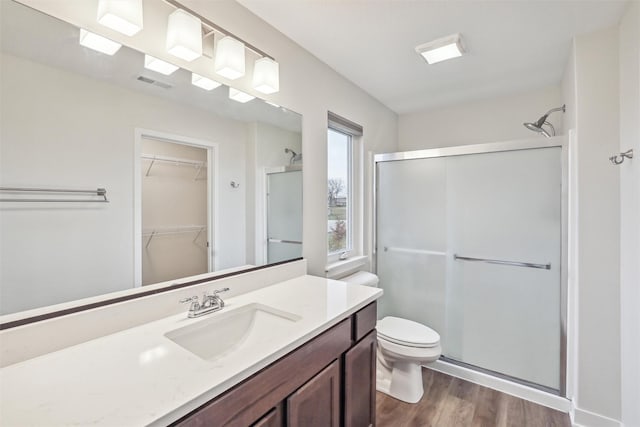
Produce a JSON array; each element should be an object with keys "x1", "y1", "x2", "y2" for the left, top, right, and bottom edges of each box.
[
  {"x1": 618, "y1": 2, "x2": 640, "y2": 427},
  {"x1": 398, "y1": 86, "x2": 563, "y2": 150},
  {"x1": 15, "y1": 0, "x2": 398, "y2": 278},
  {"x1": 562, "y1": 27, "x2": 622, "y2": 426},
  {"x1": 0, "y1": 53, "x2": 247, "y2": 314}
]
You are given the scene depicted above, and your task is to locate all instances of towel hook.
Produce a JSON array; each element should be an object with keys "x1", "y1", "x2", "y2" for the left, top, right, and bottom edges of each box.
[{"x1": 610, "y1": 149, "x2": 633, "y2": 165}]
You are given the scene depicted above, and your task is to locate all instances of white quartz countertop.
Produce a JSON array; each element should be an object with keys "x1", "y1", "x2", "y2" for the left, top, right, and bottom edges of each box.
[{"x1": 0, "y1": 275, "x2": 382, "y2": 426}]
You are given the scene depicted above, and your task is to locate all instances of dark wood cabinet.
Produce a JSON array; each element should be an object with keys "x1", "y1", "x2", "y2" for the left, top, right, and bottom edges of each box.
[
  {"x1": 344, "y1": 330, "x2": 377, "y2": 427},
  {"x1": 287, "y1": 360, "x2": 341, "y2": 426},
  {"x1": 252, "y1": 405, "x2": 283, "y2": 427},
  {"x1": 172, "y1": 302, "x2": 377, "y2": 427}
]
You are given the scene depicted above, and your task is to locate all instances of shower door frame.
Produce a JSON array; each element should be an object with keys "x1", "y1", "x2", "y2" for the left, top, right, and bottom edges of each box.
[{"x1": 373, "y1": 136, "x2": 569, "y2": 397}]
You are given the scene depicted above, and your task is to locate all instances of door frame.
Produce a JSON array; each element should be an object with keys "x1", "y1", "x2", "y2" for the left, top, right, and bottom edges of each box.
[
  {"x1": 372, "y1": 136, "x2": 569, "y2": 397},
  {"x1": 133, "y1": 128, "x2": 219, "y2": 287}
]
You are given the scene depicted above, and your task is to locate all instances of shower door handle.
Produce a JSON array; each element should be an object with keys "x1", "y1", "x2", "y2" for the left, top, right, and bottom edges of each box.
[
  {"x1": 268, "y1": 238, "x2": 302, "y2": 245},
  {"x1": 453, "y1": 254, "x2": 551, "y2": 270}
]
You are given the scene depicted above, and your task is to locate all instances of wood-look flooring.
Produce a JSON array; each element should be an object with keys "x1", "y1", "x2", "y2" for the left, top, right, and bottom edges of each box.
[{"x1": 376, "y1": 368, "x2": 571, "y2": 427}]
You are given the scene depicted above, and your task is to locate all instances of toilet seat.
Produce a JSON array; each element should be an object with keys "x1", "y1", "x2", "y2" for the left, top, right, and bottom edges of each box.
[{"x1": 377, "y1": 316, "x2": 440, "y2": 348}]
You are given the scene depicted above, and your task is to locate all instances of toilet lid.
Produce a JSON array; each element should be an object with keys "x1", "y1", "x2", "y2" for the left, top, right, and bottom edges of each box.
[{"x1": 377, "y1": 316, "x2": 440, "y2": 348}]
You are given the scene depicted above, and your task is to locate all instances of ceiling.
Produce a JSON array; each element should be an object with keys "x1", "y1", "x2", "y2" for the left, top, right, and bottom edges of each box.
[{"x1": 237, "y1": 0, "x2": 629, "y2": 114}]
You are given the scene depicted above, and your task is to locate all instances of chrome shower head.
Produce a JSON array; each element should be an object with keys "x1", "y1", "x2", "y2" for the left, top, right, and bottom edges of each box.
[
  {"x1": 524, "y1": 121, "x2": 552, "y2": 138},
  {"x1": 523, "y1": 104, "x2": 565, "y2": 138}
]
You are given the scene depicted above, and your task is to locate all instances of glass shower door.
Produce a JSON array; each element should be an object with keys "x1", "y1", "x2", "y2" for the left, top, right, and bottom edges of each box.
[
  {"x1": 445, "y1": 148, "x2": 561, "y2": 390},
  {"x1": 376, "y1": 146, "x2": 562, "y2": 391},
  {"x1": 267, "y1": 169, "x2": 302, "y2": 264}
]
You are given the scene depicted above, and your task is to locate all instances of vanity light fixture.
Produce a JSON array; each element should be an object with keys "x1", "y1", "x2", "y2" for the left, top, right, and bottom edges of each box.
[
  {"x1": 166, "y1": 9, "x2": 202, "y2": 62},
  {"x1": 415, "y1": 33, "x2": 465, "y2": 65},
  {"x1": 191, "y1": 73, "x2": 221, "y2": 91},
  {"x1": 229, "y1": 87, "x2": 255, "y2": 103},
  {"x1": 144, "y1": 54, "x2": 179, "y2": 75},
  {"x1": 97, "y1": 0, "x2": 143, "y2": 36},
  {"x1": 214, "y1": 36, "x2": 246, "y2": 80},
  {"x1": 252, "y1": 57, "x2": 280, "y2": 94},
  {"x1": 79, "y1": 29, "x2": 122, "y2": 55}
]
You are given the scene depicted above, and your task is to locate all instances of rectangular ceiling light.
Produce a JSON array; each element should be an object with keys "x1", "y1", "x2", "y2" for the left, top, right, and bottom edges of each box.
[
  {"x1": 97, "y1": 0, "x2": 143, "y2": 36},
  {"x1": 191, "y1": 73, "x2": 221, "y2": 91},
  {"x1": 415, "y1": 33, "x2": 464, "y2": 65},
  {"x1": 79, "y1": 29, "x2": 122, "y2": 55},
  {"x1": 229, "y1": 87, "x2": 254, "y2": 103},
  {"x1": 144, "y1": 54, "x2": 179, "y2": 75}
]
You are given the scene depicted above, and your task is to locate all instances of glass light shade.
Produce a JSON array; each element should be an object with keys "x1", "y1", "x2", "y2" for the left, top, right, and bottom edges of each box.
[
  {"x1": 191, "y1": 73, "x2": 221, "y2": 91},
  {"x1": 252, "y1": 57, "x2": 279, "y2": 94},
  {"x1": 415, "y1": 33, "x2": 465, "y2": 65},
  {"x1": 79, "y1": 29, "x2": 122, "y2": 55},
  {"x1": 166, "y1": 9, "x2": 202, "y2": 62},
  {"x1": 214, "y1": 36, "x2": 245, "y2": 80},
  {"x1": 144, "y1": 54, "x2": 179, "y2": 75},
  {"x1": 97, "y1": 0, "x2": 143, "y2": 36},
  {"x1": 229, "y1": 88, "x2": 255, "y2": 103}
]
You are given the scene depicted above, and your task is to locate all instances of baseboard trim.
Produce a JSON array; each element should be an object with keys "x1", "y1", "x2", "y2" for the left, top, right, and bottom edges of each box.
[
  {"x1": 572, "y1": 408, "x2": 622, "y2": 427},
  {"x1": 425, "y1": 360, "x2": 571, "y2": 413}
]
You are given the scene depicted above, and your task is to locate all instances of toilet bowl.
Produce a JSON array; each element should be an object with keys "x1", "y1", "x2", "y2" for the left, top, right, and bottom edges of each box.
[{"x1": 341, "y1": 271, "x2": 442, "y2": 404}]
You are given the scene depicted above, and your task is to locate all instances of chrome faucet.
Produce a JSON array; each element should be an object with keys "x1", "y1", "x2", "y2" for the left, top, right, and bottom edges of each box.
[{"x1": 180, "y1": 288, "x2": 230, "y2": 318}]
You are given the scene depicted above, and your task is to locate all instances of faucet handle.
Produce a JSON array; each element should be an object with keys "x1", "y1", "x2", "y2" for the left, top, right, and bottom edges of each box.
[
  {"x1": 180, "y1": 296, "x2": 198, "y2": 304},
  {"x1": 213, "y1": 287, "x2": 230, "y2": 295}
]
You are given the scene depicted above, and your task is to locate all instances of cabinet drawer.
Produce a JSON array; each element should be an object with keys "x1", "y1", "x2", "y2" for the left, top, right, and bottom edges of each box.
[{"x1": 353, "y1": 302, "x2": 377, "y2": 342}]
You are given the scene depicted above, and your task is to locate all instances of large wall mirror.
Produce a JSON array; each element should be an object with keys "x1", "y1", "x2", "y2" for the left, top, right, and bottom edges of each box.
[{"x1": 0, "y1": 0, "x2": 303, "y2": 319}]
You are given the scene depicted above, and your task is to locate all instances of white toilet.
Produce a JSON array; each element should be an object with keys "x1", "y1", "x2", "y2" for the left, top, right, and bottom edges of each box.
[{"x1": 342, "y1": 271, "x2": 441, "y2": 404}]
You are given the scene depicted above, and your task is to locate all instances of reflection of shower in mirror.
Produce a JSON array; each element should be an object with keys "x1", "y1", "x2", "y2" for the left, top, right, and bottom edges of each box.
[{"x1": 284, "y1": 147, "x2": 303, "y2": 165}]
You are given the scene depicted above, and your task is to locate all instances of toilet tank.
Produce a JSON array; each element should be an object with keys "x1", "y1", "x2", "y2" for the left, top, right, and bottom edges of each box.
[{"x1": 341, "y1": 271, "x2": 379, "y2": 288}]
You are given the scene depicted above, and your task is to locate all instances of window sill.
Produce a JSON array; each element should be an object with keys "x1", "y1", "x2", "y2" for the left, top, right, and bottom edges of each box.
[{"x1": 325, "y1": 255, "x2": 369, "y2": 279}]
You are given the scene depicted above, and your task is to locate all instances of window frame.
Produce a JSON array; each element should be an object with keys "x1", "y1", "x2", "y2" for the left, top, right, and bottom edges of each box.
[{"x1": 327, "y1": 112, "x2": 363, "y2": 263}]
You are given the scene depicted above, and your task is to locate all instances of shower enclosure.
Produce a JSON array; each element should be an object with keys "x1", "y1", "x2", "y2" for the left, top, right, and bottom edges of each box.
[{"x1": 374, "y1": 137, "x2": 567, "y2": 395}]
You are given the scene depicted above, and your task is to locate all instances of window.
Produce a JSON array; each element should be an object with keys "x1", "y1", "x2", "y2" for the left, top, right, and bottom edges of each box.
[
  {"x1": 327, "y1": 112, "x2": 362, "y2": 260},
  {"x1": 328, "y1": 128, "x2": 352, "y2": 254}
]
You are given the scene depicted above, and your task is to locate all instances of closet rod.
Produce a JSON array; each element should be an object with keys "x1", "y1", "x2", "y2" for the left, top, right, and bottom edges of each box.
[{"x1": 0, "y1": 187, "x2": 109, "y2": 202}]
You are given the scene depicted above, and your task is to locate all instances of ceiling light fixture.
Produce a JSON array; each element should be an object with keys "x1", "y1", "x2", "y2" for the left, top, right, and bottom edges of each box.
[
  {"x1": 166, "y1": 9, "x2": 202, "y2": 62},
  {"x1": 191, "y1": 73, "x2": 221, "y2": 91},
  {"x1": 229, "y1": 88, "x2": 254, "y2": 103},
  {"x1": 144, "y1": 54, "x2": 179, "y2": 75},
  {"x1": 97, "y1": 0, "x2": 143, "y2": 36},
  {"x1": 214, "y1": 36, "x2": 245, "y2": 80},
  {"x1": 415, "y1": 33, "x2": 465, "y2": 65},
  {"x1": 79, "y1": 29, "x2": 122, "y2": 55},
  {"x1": 252, "y1": 57, "x2": 279, "y2": 94}
]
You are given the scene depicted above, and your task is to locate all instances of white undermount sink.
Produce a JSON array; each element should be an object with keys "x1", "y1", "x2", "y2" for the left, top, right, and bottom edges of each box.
[{"x1": 165, "y1": 303, "x2": 302, "y2": 361}]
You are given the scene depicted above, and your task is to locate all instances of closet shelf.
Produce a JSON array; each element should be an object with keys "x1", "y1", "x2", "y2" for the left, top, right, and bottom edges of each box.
[
  {"x1": 143, "y1": 225, "x2": 206, "y2": 248},
  {"x1": 141, "y1": 153, "x2": 207, "y2": 180}
]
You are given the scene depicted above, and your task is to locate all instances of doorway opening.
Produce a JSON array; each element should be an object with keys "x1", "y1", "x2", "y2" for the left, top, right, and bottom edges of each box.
[{"x1": 134, "y1": 129, "x2": 218, "y2": 286}]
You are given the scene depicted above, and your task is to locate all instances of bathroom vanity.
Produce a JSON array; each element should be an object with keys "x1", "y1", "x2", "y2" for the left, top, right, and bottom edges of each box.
[
  {"x1": 0, "y1": 273, "x2": 381, "y2": 426},
  {"x1": 173, "y1": 301, "x2": 377, "y2": 426}
]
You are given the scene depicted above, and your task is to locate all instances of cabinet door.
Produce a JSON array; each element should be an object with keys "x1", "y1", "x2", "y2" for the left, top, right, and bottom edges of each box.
[
  {"x1": 252, "y1": 405, "x2": 283, "y2": 427},
  {"x1": 344, "y1": 330, "x2": 377, "y2": 427},
  {"x1": 287, "y1": 360, "x2": 340, "y2": 427}
]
